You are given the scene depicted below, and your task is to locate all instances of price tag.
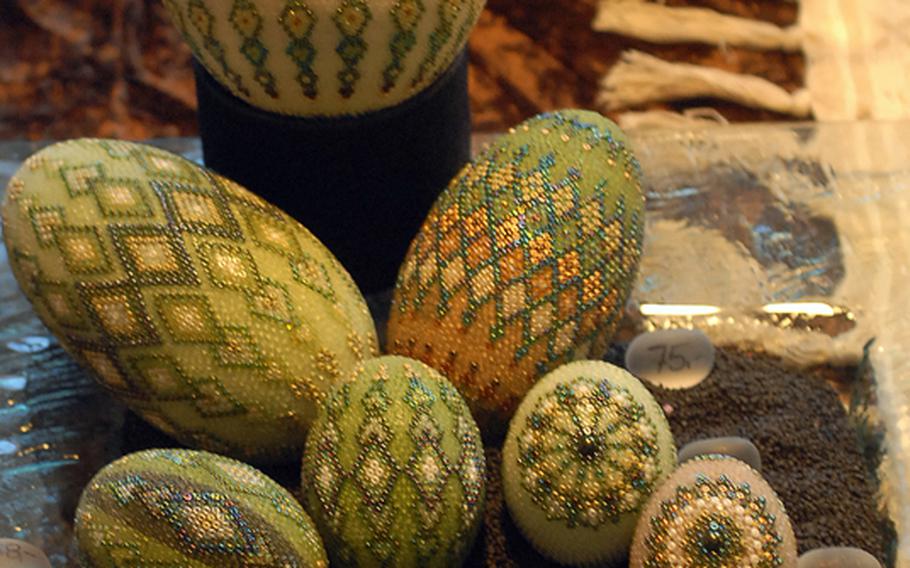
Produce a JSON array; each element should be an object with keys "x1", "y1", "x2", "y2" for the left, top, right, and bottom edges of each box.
[
  {"x1": 0, "y1": 539, "x2": 51, "y2": 568},
  {"x1": 797, "y1": 547, "x2": 882, "y2": 568},
  {"x1": 678, "y1": 437, "x2": 762, "y2": 471},
  {"x1": 624, "y1": 329, "x2": 714, "y2": 389}
]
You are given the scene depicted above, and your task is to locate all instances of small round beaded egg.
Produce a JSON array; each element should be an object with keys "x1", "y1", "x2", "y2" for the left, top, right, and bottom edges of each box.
[
  {"x1": 163, "y1": 0, "x2": 486, "y2": 116},
  {"x1": 302, "y1": 355, "x2": 486, "y2": 567},
  {"x1": 629, "y1": 456, "x2": 798, "y2": 568},
  {"x1": 501, "y1": 360, "x2": 676, "y2": 566},
  {"x1": 74, "y1": 449, "x2": 328, "y2": 567}
]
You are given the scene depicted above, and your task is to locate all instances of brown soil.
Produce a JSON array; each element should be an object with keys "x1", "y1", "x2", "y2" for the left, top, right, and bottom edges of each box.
[{"x1": 468, "y1": 349, "x2": 895, "y2": 567}]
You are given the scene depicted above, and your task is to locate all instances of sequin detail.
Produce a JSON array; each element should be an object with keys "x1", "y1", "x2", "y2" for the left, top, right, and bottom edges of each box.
[
  {"x1": 411, "y1": 0, "x2": 462, "y2": 87},
  {"x1": 383, "y1": 0, "x2": 426, "y2": 92},
  {"x1": 186, "y1": 0, "x2": 251, "y2": 98},
  {"x1": 280, "y1": 0, "x2": 318, "y2": 99},
  {"x1": 333, "y1": 0, "x2": 372, "y2": 98},
  {"x1": 230, "y1": 0, "x2": 278, "y2": 98}
]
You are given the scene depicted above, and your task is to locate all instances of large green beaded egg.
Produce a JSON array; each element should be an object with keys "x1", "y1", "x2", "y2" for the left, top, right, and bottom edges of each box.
[
  {"x1": 163, "y1": 0, "x2": 486, "y2": 116},
  {"x1": 74, "y1": 449, "x2": 328, "y2": 567},
  {"x1": 389, "y1": 110, "x2": 646, "y2": 434},
  {"x1": 302, "y1": 355, "x2": 486, "y2": 567},
  {"x1": 1, "y1": 139, "x2": 378, "y2": 463},
  {"x1": 502, "y1": 360, "x2": 676, "y2": 566}
]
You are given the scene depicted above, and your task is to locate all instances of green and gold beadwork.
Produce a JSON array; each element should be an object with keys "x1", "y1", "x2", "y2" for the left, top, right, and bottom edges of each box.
[
  {"x1": 502, "y1": 361, "x2": 676, "y2": 566},
  {"x1": 163, "y1": 0, "x2": 486, "y2": 116},
  {"x1": 629, "y1": 457, "x2": 798, "y2": 568},
  {"x1": 280, "y1": 0, "x2": 319, "y2": 99},
  {"x1": 388, "y1": 110, "x2": 646, "y2": 433},
  {"x1": 187, "y1": 0, "x2": 251, "y2": 98},
  {"x1": 1, "y1": 139, "x2": 378, "y2": 464},
  {"x1": 333, "y1": 0, "x2": 372, "y2": 98},
  {"x1": 302, "y1": 355, "x2": 486, "y2": 567},
  {"x1": 411, "y1": 0, "x2": 461, "y2": 87},
  {"x1": 230, "y1": 0, "x2": 279, "y2": 98},
  {"x1": 383, "y1": 0, "x2": 426, "y2": 92},
  {"x1": 517, "y1": 379, "x2": 661, "y2": 528},
  {"x1": 75, "y1": 449, "x2": 328, "y2": 567}
]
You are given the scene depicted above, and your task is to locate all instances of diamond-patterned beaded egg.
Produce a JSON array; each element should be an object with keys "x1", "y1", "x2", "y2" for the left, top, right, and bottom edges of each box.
[
  {"x1": 302, "y1": 355, "x2": 485, "y2": 567},
  {"x1": 163, "y1": 0, "x2": 486, "y2": 116},
  {"x1": 1, "y1": 139, "x2": 378, "y2": 463},
  {"x1": 502, "y1": 360, "x2": 676, "y2": 566},
  {"x1": 74, "y1": 449, "x2": 327, "y2": 567},
  {"x1": 389, "y1": 110, "x2": 646, "y2": 434},
  {"x1": 629, "y1": 456, "x2": 798, "y2": 568}
]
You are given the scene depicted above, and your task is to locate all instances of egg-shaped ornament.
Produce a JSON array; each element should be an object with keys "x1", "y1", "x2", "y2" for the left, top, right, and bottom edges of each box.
[
  {"x1": 1, "y1": 139, "x2": 378, "y2": 463},
  {"x1": 502, "y1": 360, "x2": 676, "y2": 566},
  {"x1": 389, "y1": 110, "x2": 646, "y2": 433},
  {"x1": 162, "y1": 0, "x2": 486, "y2": 116},
  {"x1": 629, "y1": 456, "x2": 798, "y2": 568},
  {"x1": 74, "y1": 449, "x2": 327, "y2": 567},
  {"x1": 302, "y1": 355, "x2": 486, "y2": 567}
]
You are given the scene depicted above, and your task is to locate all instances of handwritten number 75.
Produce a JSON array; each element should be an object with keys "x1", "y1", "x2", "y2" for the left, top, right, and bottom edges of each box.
[{"x1": 647, "y1": 343, "x2": 691, "y2": 372}]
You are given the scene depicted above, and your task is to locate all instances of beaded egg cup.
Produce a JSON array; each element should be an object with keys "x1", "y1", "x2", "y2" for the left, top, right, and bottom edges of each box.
[{"x1": 164, "y1": 0, "x2": 486, "y2": 292}]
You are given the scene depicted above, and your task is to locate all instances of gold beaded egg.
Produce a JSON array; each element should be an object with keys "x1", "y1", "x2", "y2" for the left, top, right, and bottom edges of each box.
[
  {"x1": 163, "y1": 0, "x2": 486, "y2": 116},
  {"x1": 1, "y1": 139, "x2": 378, "y2": 463},
  {"x1": 388, "y1": 110, "x2": 646, "y2": 434}
]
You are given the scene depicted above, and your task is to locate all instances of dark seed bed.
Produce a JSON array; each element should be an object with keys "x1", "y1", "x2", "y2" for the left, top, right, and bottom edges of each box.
[
  {"x1": 469, "y1": 348, "x2": 895, "y2": 567},
  {"x1": 643, "y1": 349, "x2": 894, "y2": 566}
]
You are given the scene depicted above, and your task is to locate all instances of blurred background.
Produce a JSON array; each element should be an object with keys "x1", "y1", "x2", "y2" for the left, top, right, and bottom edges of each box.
[{"x1": 0, "y1": 0, "x2": 802, "y2": 139}]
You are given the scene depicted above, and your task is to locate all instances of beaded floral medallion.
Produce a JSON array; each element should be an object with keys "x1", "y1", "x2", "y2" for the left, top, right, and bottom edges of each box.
[
  {"x1": 516, "y1": 378, "x2": 663, "y2": 529},
  {"x1": 302, "y1": 355, "x2": 486, "y2": 567},
  {"x1": 75, "y1": 449, "x2": 327, "y2": 567},
  {"x1": 1, "y1": 139, "x2": 378, "y2": 463},
  {"x1": 163, "y1": 0, "x2": 486, "y2": 116},
  {"x1": 630, "y1": 457, "x2": 798, "y2": 568},
  {"x1": 501, "y1": 361, "x2": 676, "y2": 566},
  {"x1": 389, "y1": 111, "x2": 646, "y2": 433}
]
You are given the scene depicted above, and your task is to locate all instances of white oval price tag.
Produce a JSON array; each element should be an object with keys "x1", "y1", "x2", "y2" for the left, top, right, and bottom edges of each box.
[
  {"x1": 678, "y1": 437, "x2": 762, "y2": 472},
  {"x1": 798, "y1": 547, "x2": 882, "y2": 568},
  {"x1": 0, "y1": 539, "x2": 51, "y2": 568},
  {"x1": 625, "y1": 329, "x2": 715, "y2": 389}
]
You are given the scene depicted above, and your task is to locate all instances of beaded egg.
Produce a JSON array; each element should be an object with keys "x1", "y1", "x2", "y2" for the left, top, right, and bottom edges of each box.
[
  {"x1": 74, "y1": 449, "x2": 327, "y2": 567},
  {"x1": 163, "y1": 0, "x2": 486, "y2": 116},
  {"x1": 302, "y1": 355, "x2": 486, "y2": 567},
  {"x1": 501, "y1": 360, "x2": 676, "y2": 566},
  {"x1": 1, "y1": 139, "x2": 378, "y2": 463},
  {"x1": 629, "y1": 456, "x2": 798, "y2": 568},
  {"x1": 388, "y1": 110, "x2": 646, "y2": 434}
]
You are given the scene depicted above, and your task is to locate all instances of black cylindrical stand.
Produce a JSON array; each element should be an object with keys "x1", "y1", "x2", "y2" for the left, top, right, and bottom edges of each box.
[{"x1": 194, "y1": 51, "x2": 471, "y2": 293}]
